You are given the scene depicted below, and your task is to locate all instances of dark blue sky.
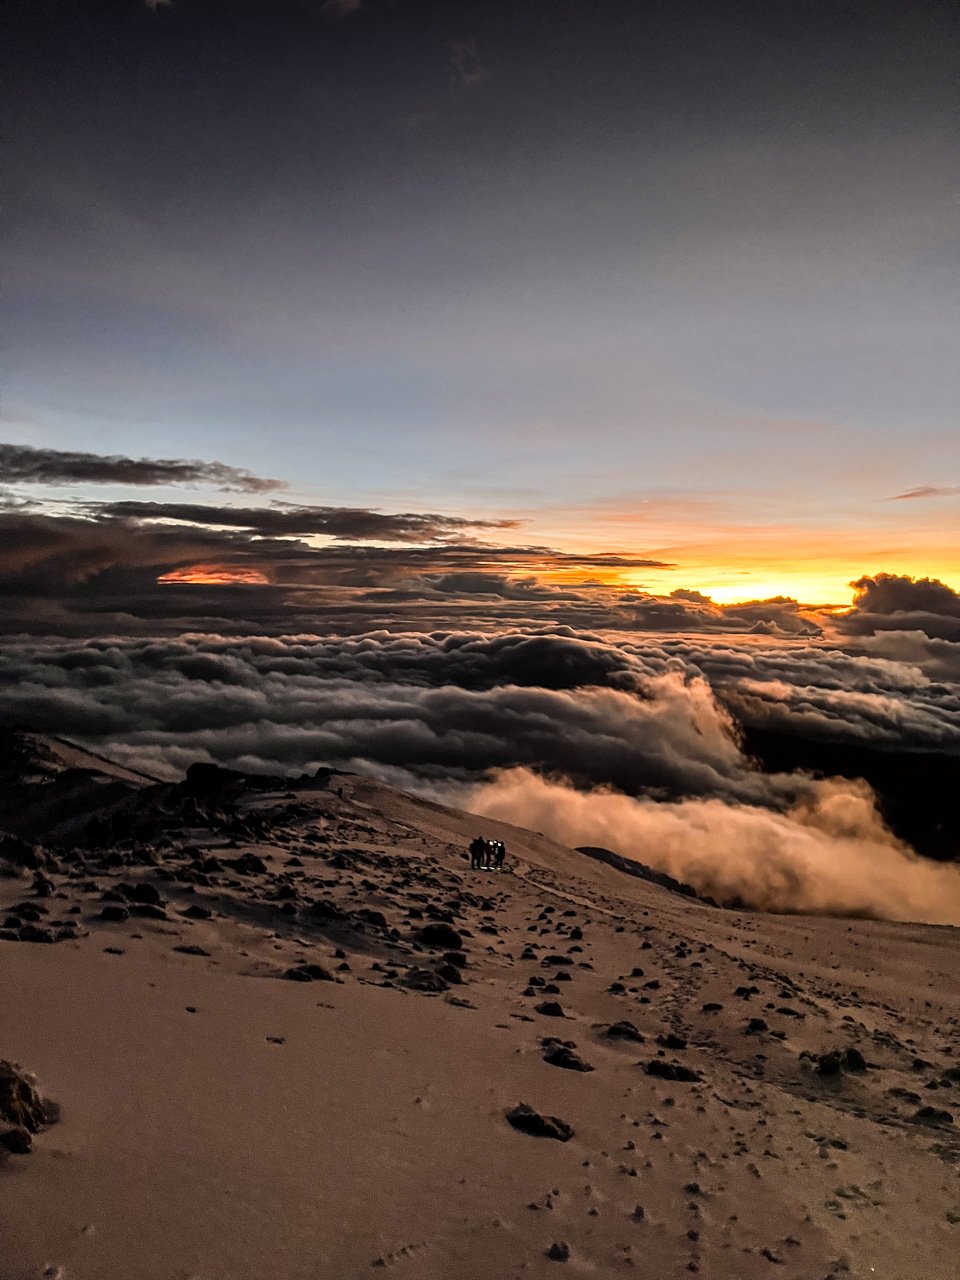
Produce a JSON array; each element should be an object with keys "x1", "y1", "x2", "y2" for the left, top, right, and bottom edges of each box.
[{"x1": 5, "y1": 0, "x2": 958, "y2": 599}]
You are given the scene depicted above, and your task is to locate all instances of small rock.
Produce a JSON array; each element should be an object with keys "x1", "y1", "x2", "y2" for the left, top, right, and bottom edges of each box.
[
  {"x1": 418, "y1": 922, "x2": 462, "y2": 950},
  {"x1": 910, "y1": 1106, "x2": 953, "y2": 1127},
  {"x1": 401, "y1": 967, "x2": 449, "y2": 993},
  {"x1": 283, "y1": 963, "x2": 335, "y2": 983},
  {"x1": 646, "y1": 1060, "x2": 702, "y2": 1083},
  {"x1": 606, "y1": 1020, "x2": 644, "y2": 1042},
  {"x1": 183, "y1": 904, "x2": 213, "y2": 920},
  {"x1": 506, "y1": 1103, "x2": 574, "y2": 1142},
  {"x1": 535, "y1": 1001, "x2": 566, "y2": 1018},
  {"x1": 543, "y1": 1044, "x2": 594, "y2": 1072},
  {"x1": 0, "y1": 1126, "x2": 32, "y2": 1154}
]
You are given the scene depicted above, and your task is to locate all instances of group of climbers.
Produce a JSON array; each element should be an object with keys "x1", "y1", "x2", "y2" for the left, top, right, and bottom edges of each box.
[{"x1": 468, "y1": 835, "x2": 506, "y2": 871}]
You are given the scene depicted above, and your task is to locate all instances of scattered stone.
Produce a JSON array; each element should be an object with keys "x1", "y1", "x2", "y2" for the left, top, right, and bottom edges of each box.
[
  {"x1": 910, "y1": 1106, "x2": 953, "y2": 1127},
  {"x1": 506, "y1": 1103, "x2": 574, "y2": 1142},
  {"x1": 16, "y1": 924, "x2": 55, "y2": 943},
  {"x1": 543, "y1": 1041, "x2": 594, "y2": 1072},
  {"x1": 183, "y1": 904, "x2": 213, "y2": 920},
  {"x1": 283, "y1": 963, "x2": 335, "y2": 983},
  {"x1": 0, "y1": 1126, "x2": 32, "y2": 1154},
  {"x1": 401, "y1": 967, "x2": 449, "y2": 993},
  {"x1": 130, "y1": 903, "x2": 167, "y2": 920},
  {"x1": 816, "y1": 1048, "x2": 869, "y2": 1077},
  {"x1": 535, "y1": 1001, "x2": 567, "y2": 1018},
  {"x1": 356, "y1": 908, "x2": 388, "y2": 929},
  {"x1": 0, "y1": 1060, "x2": 57, "y2": 1134},
  {"x1": 418, "y1": 922, "x2": 462, "y2": 950},
  {"x1": 225, "y1": 852, "x2": 268, "y2": 875},
  {"x1": 646, "y1": 1060, "x2": 702, "y2": 1083},
  {"x1": 606, "y1": 1021, "x2": 644, "y2": 1042},
  {"x1": 120, "y1": 882, "x2": 165, "y2": 906},
  {"x1": 546, "y1": 1241, "x2": 571, "y2": 1262}
]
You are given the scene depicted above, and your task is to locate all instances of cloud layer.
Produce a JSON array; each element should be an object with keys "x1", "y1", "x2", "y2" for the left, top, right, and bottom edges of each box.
[
  {"x1": 0, "y1": 444, "x2": 283, "y2": 492},
  {"x1": 1, "y1": 624, "x2": 957, "y2": 922},
  {"x1": 458, "y1": 768, "x2": 960, "y2": 925}
]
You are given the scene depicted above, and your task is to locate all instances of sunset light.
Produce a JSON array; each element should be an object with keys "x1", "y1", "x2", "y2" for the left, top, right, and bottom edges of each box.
[{"x1": 158, "y1": 565, "x2": 270, "y2": 586}]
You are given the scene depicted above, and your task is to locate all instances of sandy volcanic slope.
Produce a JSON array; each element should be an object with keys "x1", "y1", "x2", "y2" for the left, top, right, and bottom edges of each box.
[
  {"x1": 0, "y1": 732, "x2": 160, "y2": 788},
  {"x1": 1, "y1": 770, "x2": 959, "y2": 1280}
]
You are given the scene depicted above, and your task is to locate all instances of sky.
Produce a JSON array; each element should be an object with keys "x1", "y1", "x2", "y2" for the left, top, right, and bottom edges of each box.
[{"x1": 4, "y1": 0, "x2": 958, "y2": 604}]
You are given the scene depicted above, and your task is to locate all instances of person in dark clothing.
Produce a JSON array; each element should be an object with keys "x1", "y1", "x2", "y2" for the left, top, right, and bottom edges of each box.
[
  {"x1": 493, "y1": 840, "x2": 506, "y2": 869},
  {"x1": 469, "y1": 835, "x2": 485, "y2": 870}
]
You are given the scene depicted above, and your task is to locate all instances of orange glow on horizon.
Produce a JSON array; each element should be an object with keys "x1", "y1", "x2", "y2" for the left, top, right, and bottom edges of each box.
[{"x1": 158, "y1": 564, "x2": 270, "y2": 586}]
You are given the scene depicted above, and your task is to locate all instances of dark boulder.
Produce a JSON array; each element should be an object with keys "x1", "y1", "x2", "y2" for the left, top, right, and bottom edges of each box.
[
  {"x1": 0, "y1": 1061, "x2": 57, "y2": 1133},
  {"x1": 99, "y1": 904, "x2": 129, "y2": 923},
  {"x1": 605, "y1": 1021, "x2": 644, "y2": 1043},
  {"x1": 543, "y1": 1043, "x2": 594, "y2": 1072},
  {"x1": 417, "y1": 922, "x2": 463, "y2": 950},
  {"x1": 645, "y1": 1060, "x2": 702, "y2": 1083},
  {"x1": 534, "y1": 1001, "x2": 566, "y2": 1018},
  {"x1": 401, "y1": 967, "x2": 449, "y2": 993},
  {"x1": 910, "y1": 1106, "x2": 953, "y2": 1127},
  {"x1": 120, "y1": 882, "x2": 165, "y2": 906},
  {"x1": 283, "y1": 963, "x2": 335, "y2": 983},
  {"x1": 225, "y1": 852, "x2": 268, "y2": 876},
  {"x1": 435, "y1": 963, "x2": 463, "y2": 985},
  {"x1": 0, "y1": 1126, "x2": 32, "y2": 1154},
  {"x1": 17, "y1": 924, "x2": 55, "y2": 944},
  {"x1": 307, "y1": 898, "x2": 347, "y2": 922},
  {"x1": 356, "y1": 908, "x2": 388, "y2": 930},
  {"x1": 506, "y1": 1103, "x2": 574, "y2": 1142}
]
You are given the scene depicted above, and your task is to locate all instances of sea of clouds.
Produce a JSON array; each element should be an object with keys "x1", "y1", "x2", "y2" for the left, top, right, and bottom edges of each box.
[{"x1": 1, "y1": 622, "x2": 958, "y2": 924}]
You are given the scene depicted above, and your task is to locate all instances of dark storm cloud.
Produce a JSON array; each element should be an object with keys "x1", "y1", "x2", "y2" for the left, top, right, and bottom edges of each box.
[
  {"x1": 837, "y1": 573, "x2": 960, "y2": 640},
  {"x1": 92, "y1": 500, "x2": 521, "y2": 542},
  {"x1": 0, "y1": 503, "x2": 676, "y2": 636},
  {"x1": 0, "y1": 444, "x2": 282, "y2": 493}
]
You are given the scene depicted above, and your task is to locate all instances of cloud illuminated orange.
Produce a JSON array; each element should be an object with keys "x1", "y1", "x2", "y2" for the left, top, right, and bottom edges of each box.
[{"x1": 158, "y1": 564, "x2": 270, "y2": 586}]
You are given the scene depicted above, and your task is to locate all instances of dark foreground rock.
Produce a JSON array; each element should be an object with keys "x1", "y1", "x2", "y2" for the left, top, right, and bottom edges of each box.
[
  {"x1": 401, "y1": 966, "x2": 449, "y2": 993},
  {"x1": 910, "y1": 1106, "x2": 953, "y2": 1127},
  {"x1": 417, "y1": 922, "x2": 463, "y2": 950},
  {"x1": 506, "y1": 1102, "x2": 574, "y2": 1141},
  {"x1": 645, "y1": 1059, "x2": 702, "y2": 1083},
  {"x1": 543, "y1": 1042, "x2": 594, "y2": 1072},
  {"x1": 283, "y1": 963, "x2": 335, "y2": 982},
  {"x1": 0, "y1": 1060, "x2": 58, "y2": 1156},
  {"x1": 605, "y1": 1020, "x2": 644, "y2": 1042}
]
